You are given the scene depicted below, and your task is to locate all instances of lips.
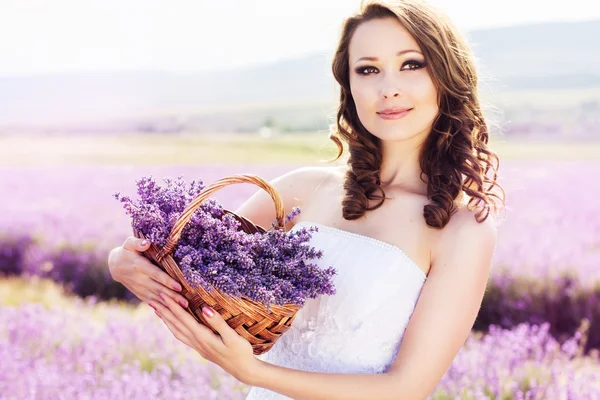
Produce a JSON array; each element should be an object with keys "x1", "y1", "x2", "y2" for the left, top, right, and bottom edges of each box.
[
  {"x1": 376, "y1": 107, "x2": 413, "y2": 120},
  {"x1": 377, "y1": 107, "x2": 412, "y2": 115}
]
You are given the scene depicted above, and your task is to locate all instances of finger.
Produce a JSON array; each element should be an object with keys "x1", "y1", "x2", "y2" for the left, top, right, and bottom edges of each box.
[
  {"x1": 199, "y1": 304, "x2": 238, "y2": 346},
  {"x1": 128, "y1": 278, "x2": 172, "y2": 306},
  {"x1": 133, "y1": 259, "x2": 183, "y2": 293},
  {"x1": 123, "y1": 280, "x2": 163, "y2": 306},
  {"x1": 152, "y1": 302, "x2": 195, "y2": 341},
  {"x1": 145, "y1": 278, "x2": 188, "y2": 308},
  {"x1": 123, "y1": 236, "x2": 152, "y2": 252},
  {"x1": 158, "y1": 293, "x2": 218, "y2": 342},
  {"x1": 154, "y1": 309, "x2": 195, "y2": 348}
]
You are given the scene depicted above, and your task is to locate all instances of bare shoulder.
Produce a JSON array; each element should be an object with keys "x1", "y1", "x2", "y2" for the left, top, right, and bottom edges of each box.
[
  {"x1": 385, "y1": 204, "x2": 498, "y2": 394},
  {"x1": 271, "y1": 165, "x2": 341, "y2": 201},
  {"x1": 431, "y1": 204, "x2": 498, "y2": 273},
  {"x1": 285, "y1": 164, "x2": 341, "y2": 183},
  {"x1": 234, "y1": 165, "x2": 339, "y2": 231}
]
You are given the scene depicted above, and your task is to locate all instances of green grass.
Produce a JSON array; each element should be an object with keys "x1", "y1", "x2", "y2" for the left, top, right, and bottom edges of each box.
[
  {"x1": 0, "y1": 274, "x2": 130, "y2": 310},
  {"x1": 0, "y1": 132, "x2": 597, "y2": 166}
]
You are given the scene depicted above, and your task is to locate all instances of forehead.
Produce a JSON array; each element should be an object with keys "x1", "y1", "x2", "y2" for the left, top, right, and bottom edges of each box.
[{"x1": 349, "y1": 17, "x2": 421, "y2": 63}]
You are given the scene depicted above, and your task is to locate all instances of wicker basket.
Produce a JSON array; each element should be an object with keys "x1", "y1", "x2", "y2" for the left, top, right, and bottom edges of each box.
[{"x1": 133, "y1": 174, "x2": 301, "y2": 355}]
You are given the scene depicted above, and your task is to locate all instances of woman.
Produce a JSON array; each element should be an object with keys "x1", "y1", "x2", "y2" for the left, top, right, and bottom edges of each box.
[{"x1": 108, "y1": 0, "x2": 506, "y2": 398}]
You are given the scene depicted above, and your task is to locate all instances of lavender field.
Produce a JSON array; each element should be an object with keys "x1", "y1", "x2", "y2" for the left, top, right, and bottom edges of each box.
[
  {"x1": 1, "y1": 275, "x2": 598, "y2": 399},
  {"x1": 1, "y1": 154, "x2": 600, "y2": 398}
]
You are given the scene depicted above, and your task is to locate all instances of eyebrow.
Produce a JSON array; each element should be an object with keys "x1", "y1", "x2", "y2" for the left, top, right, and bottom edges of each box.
[{"x1": 353, "y1": 50, "x2": 423, "y2": 65}]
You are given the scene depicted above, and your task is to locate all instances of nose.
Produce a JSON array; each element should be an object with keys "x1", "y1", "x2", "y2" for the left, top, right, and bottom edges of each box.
[
  {"x1": 378, "y1": 68, "x2": 402, "y2": 99},
  {"x1": 382, "y1": 90, "x2": 400, "y2": 99},
  {"x1": 380, "y1": 81, "x2": 401, "y2": 99}
]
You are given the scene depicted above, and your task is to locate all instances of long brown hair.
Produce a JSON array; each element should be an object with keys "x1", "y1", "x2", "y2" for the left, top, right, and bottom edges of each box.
[{"x1": 325, "y1": 0, "x2": 506, "y2": 229}]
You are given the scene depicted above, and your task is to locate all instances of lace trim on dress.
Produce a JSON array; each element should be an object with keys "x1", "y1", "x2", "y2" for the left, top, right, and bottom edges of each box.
[{"x1": 293, "y1": 221, "x2": 427, "y2": 280}]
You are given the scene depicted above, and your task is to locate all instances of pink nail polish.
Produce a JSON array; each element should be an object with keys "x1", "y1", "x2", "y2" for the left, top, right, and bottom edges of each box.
[{"x1": 203, "y1": 307, "x2": 214, "y2": 318}]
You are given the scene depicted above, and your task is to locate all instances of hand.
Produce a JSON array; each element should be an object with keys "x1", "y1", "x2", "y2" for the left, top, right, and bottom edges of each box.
[
  {"x1": 149, "y1": 293, "x2": 258, "y2": 385},
  {"x1": 107, "y1": 236, "x2": 189, "y2": 308}
]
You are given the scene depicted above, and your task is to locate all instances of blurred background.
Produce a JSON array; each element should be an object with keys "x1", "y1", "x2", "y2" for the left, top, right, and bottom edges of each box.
[{"x1": 1, "y1": 0, "x2": 599, "y2": 398}]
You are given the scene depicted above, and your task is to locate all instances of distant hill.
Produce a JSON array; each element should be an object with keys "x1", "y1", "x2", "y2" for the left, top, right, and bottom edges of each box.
[
  {"x1": 467, "y1": 19, "x2": 600, "y2": 90},
  {"x1": 0, "y1": 19, "x2": 599, "y2": 137}
]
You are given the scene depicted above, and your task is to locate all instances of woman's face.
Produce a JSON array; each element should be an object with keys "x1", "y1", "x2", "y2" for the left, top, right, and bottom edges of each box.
[{"x1": 348, "y1": 17, "x2": 439, "y2": 143}]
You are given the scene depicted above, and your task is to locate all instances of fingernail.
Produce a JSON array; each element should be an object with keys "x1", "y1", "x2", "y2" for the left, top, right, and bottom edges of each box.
[
  {"x1": 202, "y1": 306, "x2": 214, "y2": 318},
  {"x1": 148, "y1": 302, "x2": 156, "y2": 311},
  {"x1": 172, "y1": 282, "x2": 182, "y2": 291},
  {"x1": 179, "y1": 299, "x2": 187, "y2": 308},
  {"x1": 141, "y1": 239, "x2": 149, "y2": 246}
]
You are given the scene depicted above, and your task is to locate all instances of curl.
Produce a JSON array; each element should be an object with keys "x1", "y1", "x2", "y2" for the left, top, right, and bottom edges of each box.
[{"x1": 321, "y1": 0, "x2": 506, "y2": 229}]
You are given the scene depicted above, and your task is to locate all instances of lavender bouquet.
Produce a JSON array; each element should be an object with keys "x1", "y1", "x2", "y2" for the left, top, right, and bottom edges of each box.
[{"x1": 114, "y1": 175, "x2": 337, "y2": 310}]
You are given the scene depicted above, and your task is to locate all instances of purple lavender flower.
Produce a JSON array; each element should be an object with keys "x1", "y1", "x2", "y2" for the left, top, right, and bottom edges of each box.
[{"x1": 114, "y1": 175, "x2": 337, "y2": 309}]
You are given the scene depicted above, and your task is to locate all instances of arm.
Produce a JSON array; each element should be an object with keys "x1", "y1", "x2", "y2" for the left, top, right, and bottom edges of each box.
[
  {"x1": 234, "y1": 166, "x2": 332, "y2": 231},
  {"x1": 249, "y1": 363, "x2": 401, "y2": 400},
  {"x1": 246, "y1": 209, "x2": 498, "y2": 400}
]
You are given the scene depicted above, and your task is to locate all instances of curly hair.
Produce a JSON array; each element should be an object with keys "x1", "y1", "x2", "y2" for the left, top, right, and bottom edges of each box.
[{"x1": 324, "y1": 0, "x2": 506, "y2": 229}]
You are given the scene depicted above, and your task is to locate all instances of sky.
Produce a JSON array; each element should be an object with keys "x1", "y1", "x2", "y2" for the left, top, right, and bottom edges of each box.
[{"x1": 1, "y1": 0, "x2": 599, "y2": 77}]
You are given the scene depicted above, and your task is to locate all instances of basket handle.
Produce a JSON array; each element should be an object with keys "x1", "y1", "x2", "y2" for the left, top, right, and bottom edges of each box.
[{"x1": 156, "y1": 174, "x2": 286, "y2": 262}]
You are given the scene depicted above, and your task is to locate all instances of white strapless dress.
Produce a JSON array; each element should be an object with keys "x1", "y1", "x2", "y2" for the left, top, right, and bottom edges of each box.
[{"x1": 245, "y1": 221, "x2": 427, "y2": 400}]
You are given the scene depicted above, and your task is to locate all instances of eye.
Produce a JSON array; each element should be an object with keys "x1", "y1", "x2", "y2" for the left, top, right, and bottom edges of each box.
[
  {"x1": 354, "y1": 66, "x2": 378, "y2": 76},
  {"x1": 402, "y1": 60, "x2": 426, "y2": 71},
  {"x1": 354, "y1": 60, "x2": 426, "y2": 76}
]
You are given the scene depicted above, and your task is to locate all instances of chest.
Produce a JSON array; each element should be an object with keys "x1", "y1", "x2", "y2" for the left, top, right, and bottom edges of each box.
[{"x1": 295, "y1": 178, "x2": 436, "y2": 277}]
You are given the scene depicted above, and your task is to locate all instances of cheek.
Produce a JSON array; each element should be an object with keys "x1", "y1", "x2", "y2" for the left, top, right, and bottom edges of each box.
[
  {"x1": 350, "y1": 83, "x2": 376, "y2": 125},
  {"x1": 408, "y1": 74, "x2": 438, "y2": 107},
  {"x1": 350, "y1": 83, "x2": 372, "y2": 110}
]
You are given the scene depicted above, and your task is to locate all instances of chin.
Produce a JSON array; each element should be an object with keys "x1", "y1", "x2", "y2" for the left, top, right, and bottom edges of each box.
[{"x1": 369, "y1": 126, "x2": 413, "y2": 140}]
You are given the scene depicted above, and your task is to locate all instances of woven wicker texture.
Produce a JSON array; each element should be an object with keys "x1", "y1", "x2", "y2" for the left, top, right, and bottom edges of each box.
[{"x1": 134, "y1": 174, "x2": 301, "y2": 355}]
